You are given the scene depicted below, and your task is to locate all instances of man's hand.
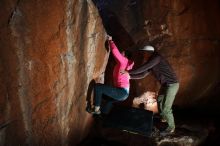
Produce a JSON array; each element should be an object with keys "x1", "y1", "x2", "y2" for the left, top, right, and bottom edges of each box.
[
  {"x1": 120, "y1": 70, "x2": 129, "y2": 75},
  {"x1": 120, "y1": 70, "x2": 130, "y2": 79}
]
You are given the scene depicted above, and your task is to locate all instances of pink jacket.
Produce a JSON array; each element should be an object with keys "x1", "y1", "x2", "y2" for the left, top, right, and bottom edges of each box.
[{"x1": 109, "y1": 40, "x2": 134, "y2": 88}]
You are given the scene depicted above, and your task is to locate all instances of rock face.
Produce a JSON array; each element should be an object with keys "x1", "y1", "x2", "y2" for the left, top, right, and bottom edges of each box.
[
  {"x1": 0, "y1": 0, "x2": 108, "y2": 145},
  {"x1": 0, "y1": 0, "x2": 220, "y2": 145}
]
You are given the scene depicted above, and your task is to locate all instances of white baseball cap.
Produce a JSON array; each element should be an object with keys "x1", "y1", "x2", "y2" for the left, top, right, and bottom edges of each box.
[{"x1": 139, "y1": 45, "x2": 154, "y2": 52}]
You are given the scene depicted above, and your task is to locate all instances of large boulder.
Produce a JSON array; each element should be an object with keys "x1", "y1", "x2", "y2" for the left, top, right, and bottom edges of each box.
[{"x1": 0, "y1": 0, "x2": 108, "y2": 145}]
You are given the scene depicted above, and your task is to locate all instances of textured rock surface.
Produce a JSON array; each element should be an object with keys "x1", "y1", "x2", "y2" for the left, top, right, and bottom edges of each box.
[
  {"x1": 0, "y1": 0, "x2": 107, "y2": 145},
  {"x1": 0, "y1": 0, "x2": 220, "y2": 145}
]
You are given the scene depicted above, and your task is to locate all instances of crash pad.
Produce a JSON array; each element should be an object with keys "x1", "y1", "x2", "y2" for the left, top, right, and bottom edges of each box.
[{"x1": 103, "y1": 106, "x2": 153, "y2": 137}]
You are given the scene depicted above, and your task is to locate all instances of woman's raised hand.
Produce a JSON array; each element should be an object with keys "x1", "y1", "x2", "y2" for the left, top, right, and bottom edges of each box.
[{"x1": 107, "y1": 35, "x2": 112, "y2": 41}]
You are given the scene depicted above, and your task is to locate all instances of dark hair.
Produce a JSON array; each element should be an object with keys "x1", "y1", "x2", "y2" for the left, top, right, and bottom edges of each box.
[
  {"x1": 124, "y1": 50, "x2": 132, "y2": 59},
  {"x1": 104, "y1": 40, "x2": 109, "y2": 52}
]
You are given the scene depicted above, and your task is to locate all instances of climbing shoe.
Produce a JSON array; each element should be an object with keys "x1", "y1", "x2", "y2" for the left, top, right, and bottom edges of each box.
[
  {"x1": 161, "y1": 118, "x2": 167, "y2": 123},
  {"x1": 87, "y1": 108, "x2": 101, "y2": 115}
]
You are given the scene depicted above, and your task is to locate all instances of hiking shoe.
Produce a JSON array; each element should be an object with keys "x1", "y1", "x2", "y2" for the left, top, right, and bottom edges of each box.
[{"x1": 160, "y1": 127, "x2": 175, "y2": 136}]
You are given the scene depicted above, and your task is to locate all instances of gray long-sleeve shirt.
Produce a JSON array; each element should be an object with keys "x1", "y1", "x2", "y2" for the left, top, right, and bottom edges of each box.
[{"x1": 129, "y1": 52, "x2": 178, "y2": 85}]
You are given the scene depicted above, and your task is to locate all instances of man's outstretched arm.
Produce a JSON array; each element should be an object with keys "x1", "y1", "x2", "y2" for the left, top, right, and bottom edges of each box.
[
  {"x1": 130, "y1": 70, "x2": 150, "y2": 79},
  {"x1": 129, "y1": 54, "x2": 161, "y2": 75}
]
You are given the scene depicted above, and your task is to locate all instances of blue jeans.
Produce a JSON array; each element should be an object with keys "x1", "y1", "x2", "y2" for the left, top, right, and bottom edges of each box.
[{"x1": 94, "y1": 83, "x2": 129, "y2": 113}]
